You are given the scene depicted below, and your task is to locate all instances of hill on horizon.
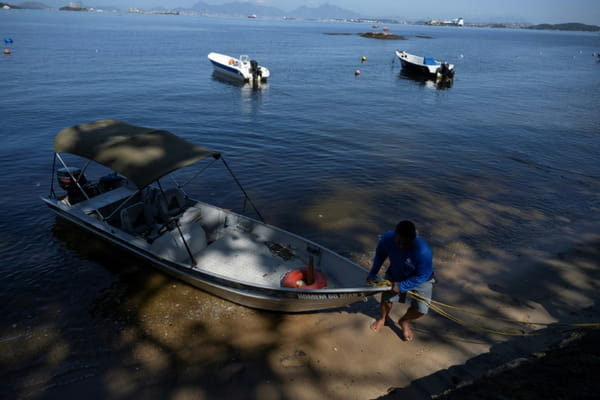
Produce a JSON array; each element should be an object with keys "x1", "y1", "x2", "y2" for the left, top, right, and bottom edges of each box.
[{"x1": 180, "y1": 1, "x2": 360, "y2": 19}]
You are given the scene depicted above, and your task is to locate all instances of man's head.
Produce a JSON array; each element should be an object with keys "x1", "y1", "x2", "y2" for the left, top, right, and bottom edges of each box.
[{"x1": 395, "y1": 220, "x2": 417, "y2": 250}]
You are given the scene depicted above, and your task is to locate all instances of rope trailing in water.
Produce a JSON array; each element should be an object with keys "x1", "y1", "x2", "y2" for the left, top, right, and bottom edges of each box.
[{"x1": 221, "y1": 156, "x2": 265, "y2": 222}]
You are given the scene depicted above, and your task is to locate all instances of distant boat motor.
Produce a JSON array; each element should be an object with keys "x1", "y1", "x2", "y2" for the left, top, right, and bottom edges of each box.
[
  {"x1": 250, "y1": 59, "x2": 262, "y2": 85},
  {"x1": 437, "y1": 62, "x2": 454, "y2": 80}
]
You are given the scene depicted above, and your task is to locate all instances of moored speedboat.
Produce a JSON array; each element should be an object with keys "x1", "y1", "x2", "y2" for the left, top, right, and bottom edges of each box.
[
  {"x1": 395, "y1": 50, "x2": 455, "y2": 80},
  {"x1": 42, "y1": 120, "x2": 388, "y2": 312},
  {"x1": 208, "y1": 52, "x2": 270, "y2": 84}
]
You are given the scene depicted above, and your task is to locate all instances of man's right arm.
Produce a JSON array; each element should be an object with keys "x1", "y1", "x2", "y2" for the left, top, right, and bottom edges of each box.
[{"x1": 367, "y1": 235, "x2": 388, "y2": 280}]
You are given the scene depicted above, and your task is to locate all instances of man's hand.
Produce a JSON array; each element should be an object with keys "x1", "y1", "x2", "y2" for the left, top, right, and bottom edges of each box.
[{"x1": 392, "y1": 282, "x2": 400, "y2": 293}]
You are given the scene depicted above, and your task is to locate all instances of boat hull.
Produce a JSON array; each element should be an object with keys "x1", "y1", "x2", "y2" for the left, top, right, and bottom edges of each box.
[
  {"x1": 396, "y1": 50, "x2": 454, "y2": 79},
  {"x1": 43, "y1": 198, "x2": 381, "y2": 312},
  {"x1": 399, "y1": 58, "x2": 437, "y2": 77},
  {"x1": 209, "y1": 60, "x2": 247, "y2": 81},
  {"x1": 208, "y1": 52, "x2": 270, "y2": 82}
]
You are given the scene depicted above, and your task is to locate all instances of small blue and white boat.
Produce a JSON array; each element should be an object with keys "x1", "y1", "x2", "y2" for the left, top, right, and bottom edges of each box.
[
  {"x1": 208, "y1": 52, "x2": 270, "y2": 84},
  {"x1": 396, "y1": 50, "x2": 455, "y2": 80}
]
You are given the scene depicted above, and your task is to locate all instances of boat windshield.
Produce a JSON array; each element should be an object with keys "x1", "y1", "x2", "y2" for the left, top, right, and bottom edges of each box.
[{"x1": 240, "y1": 55, "x2": 250, "y2": 63}]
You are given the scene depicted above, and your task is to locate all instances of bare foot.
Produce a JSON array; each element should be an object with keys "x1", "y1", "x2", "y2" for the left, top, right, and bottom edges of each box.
[
  {"x1": 370, "y1": 319, "x2": 385, "y2": 332},
  {"x1": 400, "y1": 320, "x2": 414, "y2": 341}
]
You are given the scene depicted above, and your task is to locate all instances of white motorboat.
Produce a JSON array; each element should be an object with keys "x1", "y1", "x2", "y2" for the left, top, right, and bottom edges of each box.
[
  {"x1": 395, "y1": 50, "x2": 455, "y2": 80},
  {"x1": 42, "y1": 120, "x2": 388, "y2": 312},
  {"x1": 208, "y1": 52, "x2": 270, "y2": 84}
]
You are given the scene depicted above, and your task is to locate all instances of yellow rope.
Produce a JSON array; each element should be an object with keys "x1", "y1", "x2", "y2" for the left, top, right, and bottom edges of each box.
[
  {"x1": 366, "y1": 279, "x2": 393, "y2": 288},
  {"x1": 406, "y1": 290, "x2": 600, "y2": 336}
]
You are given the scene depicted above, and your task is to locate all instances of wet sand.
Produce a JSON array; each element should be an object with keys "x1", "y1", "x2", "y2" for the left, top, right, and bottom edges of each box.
[{"x1": 3, "y1": 217, "x2": 598, "y2": 400}]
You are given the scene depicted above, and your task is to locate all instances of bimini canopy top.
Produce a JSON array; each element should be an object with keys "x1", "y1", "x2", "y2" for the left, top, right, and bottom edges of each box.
[{"x1": 54, "y1": 119, "x2": 220, "y2": 189}]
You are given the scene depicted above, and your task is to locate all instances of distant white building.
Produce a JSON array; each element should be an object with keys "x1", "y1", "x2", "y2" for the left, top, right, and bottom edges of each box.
[
  {"x1": 2, "y1": 5, "x2": 11, "y2": 9},
  {"x1": 427, "y1": 17, "x2": 464, "y2": 27},
  {"x1": 69, "y1": 2, "x2": 82, "y2": 8}
]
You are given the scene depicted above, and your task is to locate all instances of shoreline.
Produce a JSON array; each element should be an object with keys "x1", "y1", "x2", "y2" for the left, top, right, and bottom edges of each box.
[{"x1": 7, "y1": 220, "x2": 597, "y2": 399}]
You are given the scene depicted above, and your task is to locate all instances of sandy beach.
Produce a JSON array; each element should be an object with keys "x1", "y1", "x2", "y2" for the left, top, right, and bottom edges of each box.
[{"x1": 3, "y1": 213, "x2": 597, "y2": 400}]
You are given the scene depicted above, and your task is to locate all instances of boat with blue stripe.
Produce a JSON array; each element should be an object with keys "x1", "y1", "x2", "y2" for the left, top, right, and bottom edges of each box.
[{"x1": 396, "y1": 50, "x2": 455, "y2": 80}]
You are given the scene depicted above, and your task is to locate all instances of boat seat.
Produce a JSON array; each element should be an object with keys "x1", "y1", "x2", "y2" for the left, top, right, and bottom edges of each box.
[
  {"x1": 139, "y1": 187, "x2": 186, "y2": 223},
  {"x1": 155, "y1": 188, "x2": 187, "y2": 220},
  {"x1": 120, "y1": 202, "x2": 154, "y2": 235}
]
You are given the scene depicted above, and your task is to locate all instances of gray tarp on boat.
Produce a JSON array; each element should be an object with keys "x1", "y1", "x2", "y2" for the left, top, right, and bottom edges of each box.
[{"x1": 54, "y1": 119, "x2": 220, "y2": 189}]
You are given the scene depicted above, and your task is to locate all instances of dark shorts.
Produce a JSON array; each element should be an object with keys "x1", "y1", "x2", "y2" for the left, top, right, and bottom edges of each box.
[{"x1": 381, "y1": 278, "x2": 434, "y2": 315}]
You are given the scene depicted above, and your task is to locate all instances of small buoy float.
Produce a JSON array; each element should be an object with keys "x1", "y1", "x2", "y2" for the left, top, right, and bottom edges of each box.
[
  {"x1": 354, "y1": 69, "x2": 361, "y2": 76},
  {"x1": 282, "y1": 268, "x2": 327, "y2": 289},
  {"x1": 228, "y1": 58, "x2": 235, "y2": 65},
  {"x1": 282, "y1": 255, "x2": 327, "y2": 289},
  {"x1": 361, "y1": 56, "x2": 366, "y2": 62},
  {"x1": 3, "y1": 48, "x2": 10, "y2": 55},
  {"x1": 382, "y1": 26, "x2": 389, "y2": 31}
]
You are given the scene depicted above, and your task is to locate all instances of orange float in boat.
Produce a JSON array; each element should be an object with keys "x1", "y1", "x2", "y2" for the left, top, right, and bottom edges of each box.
[
  {"x1": 282, "y1": 268, "x2": 327, "y2": 289},
  {"x1": 228, "y1": 58, "x2": 235, "y2": 65}
]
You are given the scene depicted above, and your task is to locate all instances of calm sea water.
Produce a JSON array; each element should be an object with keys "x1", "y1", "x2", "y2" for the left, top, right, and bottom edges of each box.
[{"x1": 0, "y1": 10, "x2": 599, "y2": 397}]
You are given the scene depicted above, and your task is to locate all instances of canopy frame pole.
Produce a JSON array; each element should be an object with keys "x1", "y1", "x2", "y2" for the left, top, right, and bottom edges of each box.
[
  {"x1": 178, "y1": 157, "x2": 219, "y2": 189},
  {"x1": 221, "y1": 156, "x2": 264, "y2": 222},
  {"x1": 50, "y1": 153, "x2": 56, "y2": 199},
  {"x1": 157, "y1": 180, "x2": 196, "y2": 268},
  {"x1": 56, "y1": 153, "x2": 106, "y2": 221}
]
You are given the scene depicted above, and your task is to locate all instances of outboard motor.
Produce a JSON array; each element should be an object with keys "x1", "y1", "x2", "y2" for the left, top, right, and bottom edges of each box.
[
  {"x1": 250, "y1": 59, "x2": 261, "y2": 85},
  {"x1": 57, "y1": 167, "x2": 87, "y2": 191},
  {"x1": 438, "y1": 62, "x2": 454, "y2": 80},
  {"x1": 57, "y1": 167, "x2": 89, "y2": 204}
]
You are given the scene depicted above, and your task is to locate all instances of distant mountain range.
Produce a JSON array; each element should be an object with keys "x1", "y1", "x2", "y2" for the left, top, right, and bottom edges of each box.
[
  {"x1": 178, "y1": 2, "x2": 360, "y2": 19},
  {"x1": 528, "y1": 22, "x2": 600, "y2": 32},
  {"x1": 9, "y1": 1, "x2": 360, "y2": 19},
  {"x1": 6, "y1": 1, "x2": 600, "y2": 31}
]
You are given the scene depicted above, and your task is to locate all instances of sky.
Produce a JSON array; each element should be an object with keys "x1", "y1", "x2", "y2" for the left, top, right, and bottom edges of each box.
[{"x1": 80, "y1": 0, "x2": 600, "y2": 24}]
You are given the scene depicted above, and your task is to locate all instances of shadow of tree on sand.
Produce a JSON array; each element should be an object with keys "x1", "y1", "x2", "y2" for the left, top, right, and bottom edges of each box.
[{"x1": 1, "y1": 145, "x2": 598, "y2": 400}]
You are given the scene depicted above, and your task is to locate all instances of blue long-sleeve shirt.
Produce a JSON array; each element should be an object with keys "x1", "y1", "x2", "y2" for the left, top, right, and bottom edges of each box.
[{"x1": 367, "y1": 232, "x2": 433, "y2": 292}]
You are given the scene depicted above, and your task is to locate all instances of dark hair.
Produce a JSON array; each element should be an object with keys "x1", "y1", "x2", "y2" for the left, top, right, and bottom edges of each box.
[{"x1": 395, "y1": 220, "x2": 416, "y2": 240}]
